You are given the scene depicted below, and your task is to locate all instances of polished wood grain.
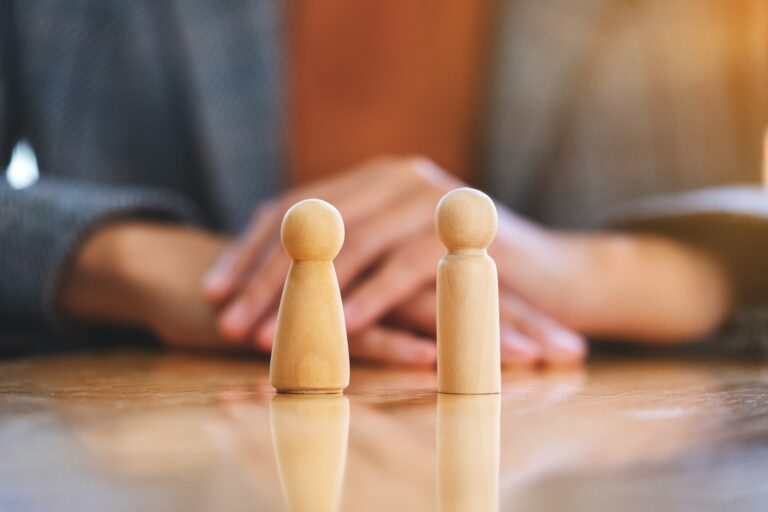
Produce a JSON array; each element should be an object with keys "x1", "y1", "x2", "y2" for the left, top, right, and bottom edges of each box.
[{"x1": 0, "y1": 350, "x2": 767, "y2": 511}]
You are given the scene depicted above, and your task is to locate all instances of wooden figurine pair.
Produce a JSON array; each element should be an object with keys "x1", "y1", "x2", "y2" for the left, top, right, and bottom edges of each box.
[{"x1": 270, "y1": 188, "x2": 501, "y2": 395}]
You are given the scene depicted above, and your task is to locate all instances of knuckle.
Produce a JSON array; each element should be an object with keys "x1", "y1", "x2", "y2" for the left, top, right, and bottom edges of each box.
[
  {"x1": 398, "y1": 155, "x2": 459, "y2": 191},
  {"x1": 403, "y1": 154, "x2": 434, "y2": 170},
  {"x1": 399, "y1": 155, "x2": 432, "y2": 177}
]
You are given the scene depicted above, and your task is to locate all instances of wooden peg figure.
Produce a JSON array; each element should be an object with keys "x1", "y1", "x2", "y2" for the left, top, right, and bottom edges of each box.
[
  {"x1": 436, "y1": 188, "x2": 501, "y2": 394},
  {"x1": 270, "y1": 199, "x2": 350, "y2": 394}
]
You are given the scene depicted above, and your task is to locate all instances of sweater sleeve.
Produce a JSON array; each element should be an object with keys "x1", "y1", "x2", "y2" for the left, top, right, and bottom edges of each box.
[
  {"x1": 0, "y1": 178, "x2": 202, "y2": 323},
  {"x1": 603, "y1": 185, "x2": 768, "y2": 357}
]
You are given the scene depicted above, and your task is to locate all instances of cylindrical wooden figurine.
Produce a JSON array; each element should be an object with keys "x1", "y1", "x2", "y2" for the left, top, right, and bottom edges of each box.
[
  {"x1": 270, "y1": 394, "x2": 350, "y2": 512},
  {"x1": 270, "y1": 199, "x2": 350, "y2": 394},
  {"x1": 435, "y1": 188, "x2": 501, "y2": 394}
]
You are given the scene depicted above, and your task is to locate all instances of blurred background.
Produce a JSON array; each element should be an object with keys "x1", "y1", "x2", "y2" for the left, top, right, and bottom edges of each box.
[{"x1": 6, "y1": 0, "x2": 767, "y2": 228}]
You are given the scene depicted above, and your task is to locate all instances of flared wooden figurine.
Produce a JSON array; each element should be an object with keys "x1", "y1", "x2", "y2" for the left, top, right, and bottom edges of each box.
[{"x1": 270, "y1": 199, "x2": 350, "y2": 394}]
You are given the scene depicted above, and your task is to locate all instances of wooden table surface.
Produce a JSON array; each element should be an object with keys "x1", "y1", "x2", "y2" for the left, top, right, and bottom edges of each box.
[{"x1": 1, "y1": 350, "x2": 767, "y2": 511}]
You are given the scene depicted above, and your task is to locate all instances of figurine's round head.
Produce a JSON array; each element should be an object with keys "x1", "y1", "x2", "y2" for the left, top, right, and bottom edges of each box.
[
  {"x1": 435, "y1": 188, "x2": 498, "y2": 251},
  {"x1": 281, "y1": 199, "x2": 345, "y2": 261}
]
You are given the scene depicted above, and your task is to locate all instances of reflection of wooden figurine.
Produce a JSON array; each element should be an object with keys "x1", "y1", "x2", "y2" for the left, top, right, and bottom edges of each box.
[
  {"x1": 435, "y1": 188, "x2": 501, "y2": 394},
  {"x1": 270, "y1": 395, "x2": 350, "y2": 512},
  {"x1": 270, "y1": 199, "x2": 350, "y2": 394},
  {"x1": 437, "y1": 394, "x2": 500, "y2": 512}
]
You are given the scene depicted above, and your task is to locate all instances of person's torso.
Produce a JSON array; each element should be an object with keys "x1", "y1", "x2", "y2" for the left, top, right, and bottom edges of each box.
[
  {"x1": 486, "y1": 0, "x2": 768, "y2": 228},
  {"x1": 10, "y1": 0, "x2": 282, "y2": 232},
  {"x1": 9, "y1": 0, "x2": 768, "y2": 232}
]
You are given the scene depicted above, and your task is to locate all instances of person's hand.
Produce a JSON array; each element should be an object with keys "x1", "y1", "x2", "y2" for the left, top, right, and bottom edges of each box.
[
  {"x1": 202, "y1": 157, "x2": 460, "y2": 353},
  {"x1": 123, "y1": 225, "x2": 231, "y2": 349},
  {"x1": 59, "y1": 222, "x2": 233, "y2": 350},
  {"x1": 203, "y1": 155, "x2": 587, "y2": 367},
  {"x1": 389, "y1": 287, "x2": 587, "y2": 368}
]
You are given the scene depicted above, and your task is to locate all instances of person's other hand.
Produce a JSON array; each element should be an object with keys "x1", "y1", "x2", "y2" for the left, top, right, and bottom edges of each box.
[
  {"x1": 59, "y1": 220, "x2": 439, "y2": 364},
  {"x1": 202, "y1": 157, "x2": 460, "y2": 352},
  {"x1": 123, "y1": 225, "x2": 231, "y2": 349},
  {"x1": 60, "y1": 222, "x2": 232, "y2": 350},
  {"x1": 389, "y1": 287, "x2": 587, "y2": 368}
]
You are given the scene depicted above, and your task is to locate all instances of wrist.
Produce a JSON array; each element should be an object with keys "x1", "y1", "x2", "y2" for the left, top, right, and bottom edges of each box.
[
  {"x1": 117, "y1": 223, "x2": 229, "y2": 330},
  {"x1": 58, "y1": 221, "x2": 155, "y2": 326}
]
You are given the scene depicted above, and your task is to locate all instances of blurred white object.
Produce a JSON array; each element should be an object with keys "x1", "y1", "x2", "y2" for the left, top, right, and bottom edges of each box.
[{"x1": 5, "y1": 140, "x2": 39, "y2": 189}]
